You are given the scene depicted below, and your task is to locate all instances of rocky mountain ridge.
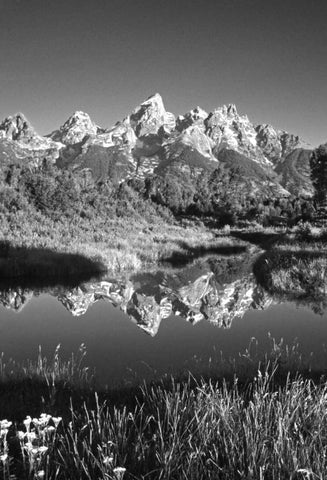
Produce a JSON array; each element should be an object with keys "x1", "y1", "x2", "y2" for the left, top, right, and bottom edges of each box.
[{"x1": 0, "y1": 94, "x2": 315, "y2": 196}]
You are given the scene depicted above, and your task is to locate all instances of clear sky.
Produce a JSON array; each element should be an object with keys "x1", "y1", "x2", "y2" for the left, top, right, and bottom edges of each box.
[{"x1": 0, "y1": 0, "x2": 326, "y2": 146}]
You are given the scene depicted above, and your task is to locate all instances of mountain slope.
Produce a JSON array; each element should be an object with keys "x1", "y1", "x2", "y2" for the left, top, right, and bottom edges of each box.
[
  {"x1": 275, "y1": 148, "x2": 313, "y2": 197},
  {"x1": 217, "y1": 149, "x2": 289, "y2": 198}
]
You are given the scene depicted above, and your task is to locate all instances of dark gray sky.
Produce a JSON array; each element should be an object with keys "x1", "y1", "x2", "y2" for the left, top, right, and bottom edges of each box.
[{"x1": 0, "y1": 0, "x2": 326, "y2": 146}]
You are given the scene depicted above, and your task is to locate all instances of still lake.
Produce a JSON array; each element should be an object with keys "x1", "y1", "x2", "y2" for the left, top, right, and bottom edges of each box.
[{"x1": 0, "y1": 252, "x2": 327, "y2": 387}]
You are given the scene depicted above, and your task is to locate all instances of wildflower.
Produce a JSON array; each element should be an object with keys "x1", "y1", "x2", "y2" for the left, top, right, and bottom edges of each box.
[
  {"x1": 26, "y1": 431, "x2": 37, "y2": 441},
  {"x1": 39, "y1": 414, "x2": 52, "y2": 426},
  {"x1": 113, "y1": 467, "x2": 126, "y2": 479},
  {"x1": 52, "y1": 417, "x2": 62, "y2": 428},
  {"x1": 103, "y1": 456, "x2": 114, "y2": 465},
  {"x1": 0, "y1": 420, "x2": 12, "y2": 429},
  {"x1": 17, "y1": 430, "x2": 25, "y2": 440},
  {"x1": 23, "y1": 416, "x2": 32, "y2": 428},
  {"x1": 0, "y1": 454, "x2": 8, "y2": 463},
  {"x1": 24, "y1": 442, "x2": 34, "y2": 451},
  {"x1": 36, "y1": 471, "x2": 45, "y2": 479}
]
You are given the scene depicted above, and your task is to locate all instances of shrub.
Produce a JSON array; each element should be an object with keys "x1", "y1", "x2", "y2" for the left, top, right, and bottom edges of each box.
[{"x1": 295, "y1": 221, "x2": 313, "y2": 242}]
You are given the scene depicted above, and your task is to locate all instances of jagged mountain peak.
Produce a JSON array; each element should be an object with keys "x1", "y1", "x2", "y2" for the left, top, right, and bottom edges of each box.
[
  {"x1": 65, "y1": 110, "x2": 94, "y2": 124},
  {"x1": 0, "y1": 112, "x2": 61, "y2": 161},
  {"x1": 0, "y1": 94, "x2": 316, "y2": 197},
  {"x1": 212, "y1": 103, "x2": 239, "y2": 117},
  {"x1": 57, "y1": 110, "x2": 97, "y2": 132},
  {"x1": 130, "y1": 93, "x2": 166, "y2": 120},
  {"x1": 255, "y1": 124, "x2": 311, "y2": 164},
  {"x1": 4, "y1": 111, "x2": 28, "y2": 123},
  {"x1": 128, "y1": 93, "x2": 175, "y2": 137},
  {"x1": 256, "y1": 123, "x2": 278, "y2": 135},
  {"x1": 142, "y1": 92, "x2": 164, "y2": 106},
  {"x1": 49, "y1": 110, "x2": 98, "y2": 145},
  {"x1": 278, "y1": 130, "x2": 311, "y2": 154},
  {"x1": 204, "y1": 104, "x2": 270, "y2": 165},
  {"x1": 255, "y1": 123, "x2": 282, "y2": 163},
  {"x1": 176, "y1": 106, "x2": 208, "y2": 132},
  {"x1": 0, "y1": 112, "x2": 36, "y2": 141}
]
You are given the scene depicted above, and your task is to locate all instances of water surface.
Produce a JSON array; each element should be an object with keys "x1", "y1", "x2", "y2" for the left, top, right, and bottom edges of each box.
[{"x1": 0, "y1": 252, "x2": 326, "y2": 386}]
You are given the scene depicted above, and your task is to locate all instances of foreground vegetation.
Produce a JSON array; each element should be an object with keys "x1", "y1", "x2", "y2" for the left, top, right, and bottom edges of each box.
[{"x1": 0, "y1": 341, "x2": 327, "y2": 479}]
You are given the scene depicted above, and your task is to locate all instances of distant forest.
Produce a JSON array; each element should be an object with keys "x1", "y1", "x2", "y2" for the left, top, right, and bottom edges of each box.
[{"x1": 0, "y1": 162, "x2": 317, "y2": 228}]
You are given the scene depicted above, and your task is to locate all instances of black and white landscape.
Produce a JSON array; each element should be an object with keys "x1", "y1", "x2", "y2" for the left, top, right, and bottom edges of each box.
[{"x1": 1, "y1": 0, "x2": 327, "y2": 479}]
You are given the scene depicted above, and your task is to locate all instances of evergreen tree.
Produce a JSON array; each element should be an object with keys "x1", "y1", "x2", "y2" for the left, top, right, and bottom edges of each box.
[{"x1": 310, "y1": 143, "x2": 327, "y2": 206}]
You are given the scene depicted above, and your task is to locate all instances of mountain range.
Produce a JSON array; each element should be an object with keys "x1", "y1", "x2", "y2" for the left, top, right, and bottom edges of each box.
[{"x1": 0, "y1": 93, "x2": 315, "y2": 197}]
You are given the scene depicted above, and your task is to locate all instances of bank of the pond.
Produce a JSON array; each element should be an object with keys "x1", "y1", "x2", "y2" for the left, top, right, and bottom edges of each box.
[
  {"x1": 0, "y1": 341, "x2": 327, "y2": 480},
  {"x1": 1, "y1": 215, "x2": 250, "y2": 275},
  {"x1": 253, "y1": 229, "x2": 327, "y2": 311}
]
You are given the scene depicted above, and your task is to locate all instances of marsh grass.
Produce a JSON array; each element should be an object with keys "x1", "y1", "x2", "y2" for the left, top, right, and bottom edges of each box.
[
  {"x1": 0, "y1": 344, "x2": 94, "y2": 419},
  {"x1": 0, "y1": 211, "x2": 240, "y2": 274},
  {"x1": 253, "y1": 226, "x2": 327, "y2": 310},
  {"x1": 1, "y1": 339, "x2": 327, "y2": 479}
]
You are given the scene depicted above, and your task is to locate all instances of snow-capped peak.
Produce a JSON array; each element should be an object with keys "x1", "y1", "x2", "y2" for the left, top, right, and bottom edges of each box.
[
  {"x1": 0, "y1": 112, "x2": 36, "y2": 141},
  {"x1": 128, "y1": 93, "x2": 175, "y2": 137},
  {"x1": 49, "y1": 111, "x2": 98, "y2": 144}
]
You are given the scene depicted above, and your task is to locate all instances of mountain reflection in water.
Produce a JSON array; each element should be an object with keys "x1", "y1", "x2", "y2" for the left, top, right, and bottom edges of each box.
[{"x1": 0, "y1": 253, "x2": 275, "y2": 336}]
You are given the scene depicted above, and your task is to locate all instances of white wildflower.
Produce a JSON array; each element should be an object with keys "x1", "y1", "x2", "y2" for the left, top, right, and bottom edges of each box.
[
  {"x1": 0, "y1": 420, "x2": 12, "y2": 429},
  {"x1": 52, "y1": 416, "x2": 62, "y2": 428},
  {"x1": 26, "y1": 431, "x2": 37, "y2": 441},
  {"x1": 45, "y1": 426, "x2": 55, "y2": 434},
  {"x1": 113, "y1": 467, "x2": 126, "y2": 479},
  {"x1": 39, "y1": 414, "x2": 51, "y2": 426},
  {"x1": 17, "y1": 430, "x2": 25, "y2": 440},
  {"x1": 23, "y1": 416, "x2": 32, "y2": 428},
  {"x1": 24, "y1": 442, "x2": 34, "y2": 451}
]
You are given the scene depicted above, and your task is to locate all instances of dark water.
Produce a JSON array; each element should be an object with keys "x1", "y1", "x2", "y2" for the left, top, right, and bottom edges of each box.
[{"x1": 0, "y1": 252, "x2": 327, "y2": 387}]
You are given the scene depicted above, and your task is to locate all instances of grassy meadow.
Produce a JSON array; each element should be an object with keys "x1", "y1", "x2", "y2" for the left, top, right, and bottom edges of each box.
[{"x1": 0, "y1": 207, "x2": 242, "y2": 276}]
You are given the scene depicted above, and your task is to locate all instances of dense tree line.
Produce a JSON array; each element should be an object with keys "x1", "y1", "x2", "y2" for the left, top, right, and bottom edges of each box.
[
  {"x1": 0, "y1": 162, "x2": 318, "y2": 228},
  {"x1": 0, "y1": 164, "x2": 172, "y2": 225},
  {"x1": 310, "y1": 143, "x2": 327, "y2": 206}
]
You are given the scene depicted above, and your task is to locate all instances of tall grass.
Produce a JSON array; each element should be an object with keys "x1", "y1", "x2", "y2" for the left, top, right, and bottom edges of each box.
[
  {"x1": 253, "y1": 225, "x2": 327, "y2": 310},
  {"x1": 2, "y1": 370, "x2": 327, "y2": 479},
  {"x1": 1, "y1": 210, "x2": 239, "y2": 273},
  {"x1": 1, "y1": 340, "x2": 327, "y2": 479}
]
